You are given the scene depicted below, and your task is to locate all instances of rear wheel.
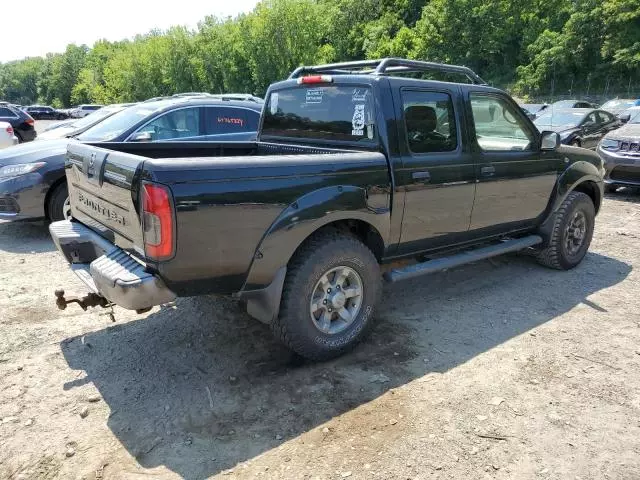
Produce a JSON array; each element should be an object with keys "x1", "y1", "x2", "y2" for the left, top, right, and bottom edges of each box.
[
  {"x1": 272, "y1": 230, "x2": 382, "y2": 361},
  {"x1": 47, "y1": 183, "x2": 70, "y2": 222},
  {"x1": 536, "y1": 191, "x2": 595, "y2": 270},
  {"x1": 14, "y1": 131, "x2": 23, "y2": 143}
]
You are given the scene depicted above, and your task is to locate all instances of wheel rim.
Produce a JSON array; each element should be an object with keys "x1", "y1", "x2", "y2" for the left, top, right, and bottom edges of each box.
[
  {"x1": 564, "y1": 210, "x2": 587, "y2": 256},
  {"x1": 62, "y1": 197, "x2": 72, "y2": 220},
  {"x1": 309, "y1": 266, "x2": 363, "y2": 335}
]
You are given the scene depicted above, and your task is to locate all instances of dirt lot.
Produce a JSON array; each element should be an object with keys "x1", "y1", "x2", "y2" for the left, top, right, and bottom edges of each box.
[{"x1": 1, "y1": 192, "x2": 639, "y2": 480}]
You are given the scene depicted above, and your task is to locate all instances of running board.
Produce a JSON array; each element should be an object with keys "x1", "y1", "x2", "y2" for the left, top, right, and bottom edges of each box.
[{"x1": 384, "y1": 235, "x2": 543, "y2": 283}]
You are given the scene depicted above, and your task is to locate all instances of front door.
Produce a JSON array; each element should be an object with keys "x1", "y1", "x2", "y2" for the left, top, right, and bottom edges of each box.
[
  {"x1": 396, "y1": 88, "x2": 476, "y2": 254},
  {"x1": 468, "y1": 92, "x2": 560, "y2": 232}
]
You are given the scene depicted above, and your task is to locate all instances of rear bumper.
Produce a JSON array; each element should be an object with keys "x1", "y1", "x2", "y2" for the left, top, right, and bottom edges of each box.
[{"x1": 49, "y1": 220, "x2": 176, "y2": 310}]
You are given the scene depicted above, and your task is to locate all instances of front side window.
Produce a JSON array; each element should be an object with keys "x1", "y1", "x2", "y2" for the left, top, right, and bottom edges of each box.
[
  {"x1": 470, "y1": 94, "x2": 535, "y2": 151},
  {"x1": 402, "y1": 90, "x2": 457, "y2": 154},
  {"x1": 134, "y1": 107, "x2": 201, "y2": 141},
  {"x1": 262, "y1": 85, "x2": 375, "y2": 143},
  {"x1": 584, "y1": 112, "x2": 598, "y2": 126},
  {"x1": 597, "y1": 111, "x2": 613, "y2": 124}
]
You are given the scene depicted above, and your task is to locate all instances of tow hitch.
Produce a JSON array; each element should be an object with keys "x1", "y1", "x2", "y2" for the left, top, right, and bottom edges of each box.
[{"x1": 54, "y1": 289, "x2": 116, "y2": 321}]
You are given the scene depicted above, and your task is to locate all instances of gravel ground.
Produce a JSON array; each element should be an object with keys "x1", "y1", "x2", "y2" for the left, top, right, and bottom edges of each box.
[{"x1": 0, "y1": 191, "x2": 639, "y2": 480}]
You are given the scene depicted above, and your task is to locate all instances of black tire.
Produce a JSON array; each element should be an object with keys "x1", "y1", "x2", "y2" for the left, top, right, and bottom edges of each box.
[
  {"x1": 47, "y1": 183, "x2": 69, "y2": 222},
  {"x1": 604, "y1": 184, "x2": 618, "y2": 194},
  {"x1": 14, "y1": 131, "x2": 23, "y2": 143},
  {"x1": 536, "y1": 191, "x2": 595, "y2": 270},
  {"x1": 272, "y1": 230, "x2": 382, "y2": 361}
]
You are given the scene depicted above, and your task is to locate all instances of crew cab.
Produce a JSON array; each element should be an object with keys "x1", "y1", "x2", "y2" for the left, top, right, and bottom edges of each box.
[{"x1": 50, "y1": 58, "x2": 604, "y2": 360}]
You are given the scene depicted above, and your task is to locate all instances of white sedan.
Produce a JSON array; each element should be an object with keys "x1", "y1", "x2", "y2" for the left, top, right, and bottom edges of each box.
[{"x1": 0, "y1": 122, "x2": 18, "y2": 149}]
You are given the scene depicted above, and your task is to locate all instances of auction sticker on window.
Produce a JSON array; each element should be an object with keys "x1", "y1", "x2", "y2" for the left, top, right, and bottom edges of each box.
[
  {"x1": 352, "y1": 104, "x2": 365, "y2": 136},
  {"x1": 306, "y1": 88, "x2": 324, "y2": 104}
]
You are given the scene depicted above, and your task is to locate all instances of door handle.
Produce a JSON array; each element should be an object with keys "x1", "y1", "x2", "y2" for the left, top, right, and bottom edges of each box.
[
  {"x1": 480, "y1": 166, "x2": 495, "y2": 177},
  {"x1": 412, "y1": 171, "x2": 431, "y2": 182}
]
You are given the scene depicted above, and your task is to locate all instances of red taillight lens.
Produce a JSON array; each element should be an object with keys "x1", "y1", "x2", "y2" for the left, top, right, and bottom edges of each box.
[
  {"x1": 297, "y1": 75, "x2": 333, "y2": 85},
  {"x1": 25, "y1": 116, "x2": 35, "y2": 126},
  {"x1": 142, "y1": 183, "x2": 174, "y2": 260},
  {"x1": 5, "y1": 125, "x2": 13, "y2": 136}
]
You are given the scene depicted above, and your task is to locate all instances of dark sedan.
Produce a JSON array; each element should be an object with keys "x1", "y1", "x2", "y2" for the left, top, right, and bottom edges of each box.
[
  {"x1": 597, "y1": 108, "x2": 640, "y2": 193},
  {"x1": 23, "y1": 105, "x2": 61, "y2": 120},
  {"x1": 0, "y1": 104, "x2": 37, "y2": 143},
  {"x1": 0, "y1": 97, "x2": 261, "y2": 221},
  {"x1": 534, "y1": 108, "x2": 621, "y2": 149}
]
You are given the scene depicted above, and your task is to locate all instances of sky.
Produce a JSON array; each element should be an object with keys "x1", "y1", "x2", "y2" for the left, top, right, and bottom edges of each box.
[{"x1": 0, "y1": 0, "x2": 261, "y2": 62}]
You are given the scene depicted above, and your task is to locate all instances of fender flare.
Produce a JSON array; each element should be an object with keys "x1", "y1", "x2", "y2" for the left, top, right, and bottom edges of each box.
[{"x1": 238, "y1": 184, "x2": 390, "y2": 323}]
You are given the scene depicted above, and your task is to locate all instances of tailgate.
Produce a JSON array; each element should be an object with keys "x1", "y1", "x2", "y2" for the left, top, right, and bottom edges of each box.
[{"x1": 66, "y1": 142, "x2": 145, "y2": 254}]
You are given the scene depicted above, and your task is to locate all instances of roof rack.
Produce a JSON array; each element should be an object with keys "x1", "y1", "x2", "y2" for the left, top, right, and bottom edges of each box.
[{"x1": 288, "y1": 57, "x2": 486, "y2": 85}]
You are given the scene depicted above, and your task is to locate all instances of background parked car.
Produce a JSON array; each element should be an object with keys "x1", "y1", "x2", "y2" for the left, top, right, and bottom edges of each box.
[
  {"x1": 23, "y1": 105, "x2": 61, "y2": 120},
  {"x1": 521, "y1": 103, "x2": 549, "y2": 119},
  {"x1": 534, "y1": 108, "x2": 621, "y2": 148},
  {"x1": 37, "y1": 103, "x2": 137, "y2": 140},
  {"x1": 0, "y1": 104, "x2": 36, "y2": 142},
  {"x1": 550, "y1": 99, "x2": 598, "y2": 109},
  {"x1": 0, "y1": 121, "x2": 18, "y2": 149},
  {"x1": 0, "y1": 96, "x2": 260, "y2": 221},
  {"x1": 598, "y1": 108, "x2": 640, "y2": 193},
  {"x1": 617, "y1": 106, "x2": 640, "y2": 125},
  {"x1": 69, "y1": 104, "x2": 103, "y2": 118},
  {"x1": 601, "y1": 99, "x2": 637, "y2": 116}
]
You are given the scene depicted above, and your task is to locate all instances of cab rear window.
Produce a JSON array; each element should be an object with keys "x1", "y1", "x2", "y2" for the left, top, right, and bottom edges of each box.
[{"x1": 262, "y1": 85, "x2": 375, "y2": 143}]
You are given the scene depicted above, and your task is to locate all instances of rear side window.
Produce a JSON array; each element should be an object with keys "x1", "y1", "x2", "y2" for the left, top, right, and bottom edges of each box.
[
  {"x1": 262, "y1": 85, "x2": 375, "y2": 143},
  {"x1": 402, "y1": 90, "x2": 457, "y2": 154},
  {"x1": 470, "y1": 94, "x2": 535, "y2": 151},
  {"x1": 204, "y1": 107, "x2": 259, "y2": 134},
  {"x1": 0, "y1": 107, "x2": 17, "y2": 117},
  {"x1": 135, "y1": 107, "x2": 202, "y2": 140}
]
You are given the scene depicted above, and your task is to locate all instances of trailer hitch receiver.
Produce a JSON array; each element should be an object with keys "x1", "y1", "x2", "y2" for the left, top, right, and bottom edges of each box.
[{"x1": 55, "y1": 289, "x2": 110, "y2": 311}]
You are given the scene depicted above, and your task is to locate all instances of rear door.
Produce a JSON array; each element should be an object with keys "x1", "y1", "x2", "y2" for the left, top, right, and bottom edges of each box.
[
  {"x1": 580, "y1": 111, "x2": 601, "y2": 149},
  {"x1": 395, "y1": 87, "x2": 476, "y2": 254},
  {"x1": 467, "y1": 92, "x2": 560, "y2": 233},
  {"x1": 66, "y1": 142, "x2": 146, "y2": 254},
  {"x1": 203, "y1": 106, "x2": 260, "y2": 139}
]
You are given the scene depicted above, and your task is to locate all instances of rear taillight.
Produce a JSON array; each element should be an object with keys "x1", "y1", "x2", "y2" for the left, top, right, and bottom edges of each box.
[
  {"x1": 25, "y1": 116, "x2": 35, "y2": 126},
  {"x1": 297, "y1": 75, "x2": 333, "y2": 85},
  {"x1": 142, "y1": 183, "x2": 174, "y2": 260},
  {"x1": 5, "y1": 125, "x2": 13, "y2": 136}
]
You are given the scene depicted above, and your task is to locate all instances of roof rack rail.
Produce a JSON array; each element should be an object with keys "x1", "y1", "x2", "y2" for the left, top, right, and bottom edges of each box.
[{"x1": 289, "y1": 57, "x2": 486, "y2": 85}]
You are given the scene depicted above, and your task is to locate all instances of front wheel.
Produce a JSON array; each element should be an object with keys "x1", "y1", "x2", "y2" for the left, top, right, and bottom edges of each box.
[
  {"x1": 536, "y1": 191, "x2": 595, "y2": 270},
  {"x1": 272, "y1": 231, "x2": 382, "y2": 361},
  {"x1": 604, "y1": 184, "x2": 618, "y2": 194},
  {"x1": 47, "y1": 183, "x2": 70, "y2": 222}
]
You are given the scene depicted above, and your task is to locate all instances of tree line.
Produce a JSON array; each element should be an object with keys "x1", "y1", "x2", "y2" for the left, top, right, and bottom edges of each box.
[{"x1": 0, "y1": 0, "x2": 638, "y2": 107}]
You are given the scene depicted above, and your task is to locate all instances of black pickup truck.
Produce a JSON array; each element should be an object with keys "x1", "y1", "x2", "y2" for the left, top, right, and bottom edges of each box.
[{"x1": 50, "y1": 58, "x2": 604, "y2": 360}]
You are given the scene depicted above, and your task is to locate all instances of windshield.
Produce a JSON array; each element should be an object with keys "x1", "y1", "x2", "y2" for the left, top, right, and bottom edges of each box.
[
  {"x1": 68, "y1": 107, "x2": 120, "y2": 131},
  {"x1": 628, "y1": 109, "x2": 640, "y2": 124},
  {"x1": 262, "y1": 85, "x2": 376, "y2": 143},
  {"x1": 534, "y1": 111, "x2": 585, "y2": 127},
  {"x1": 76, "y1": 104, "x2": 160, "y2": 141},
  {"x1": 602, "y1": 99, "x2": 635, "y2": 110}
]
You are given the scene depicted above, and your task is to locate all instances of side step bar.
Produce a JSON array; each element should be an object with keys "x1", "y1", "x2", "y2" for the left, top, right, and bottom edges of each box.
[{"x1": 384, "y1": 235, "x2": 543, "y2": 283}]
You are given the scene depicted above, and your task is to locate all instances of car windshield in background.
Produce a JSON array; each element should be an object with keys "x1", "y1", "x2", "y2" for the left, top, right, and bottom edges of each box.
[
  {"x1": 628, "y1": 109, "x2": 640, "y2": 124},
  {"x1": 68, "y1": 107, "x2": 116, "y2": 130},
  {"x1": 602, "y1": 99, "x2": 635, "y2": 110},
  {"x1": 534, "y1": 111, "x2": 585, "y2": 127},
  {"x1": 76, "y1": 104, "x2": 160, "y2": 141},
  {"x1": 262, "y1": 85, "x2": 376, "y2": 143}
]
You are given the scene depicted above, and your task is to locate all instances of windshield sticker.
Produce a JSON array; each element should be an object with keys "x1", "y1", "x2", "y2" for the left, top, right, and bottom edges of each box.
[
  {"x1": 306, "y1": 88, "x2": 324, "y2": 104},
  {"x1": 352, "y1": 104, "x2": 365, "y2": 136},
  {"x1": 270, "y1": 93, "x2": 279, "y2": 115},
  {"x1": 352, "y1": 88, "x2": 368, "y2": 102}
]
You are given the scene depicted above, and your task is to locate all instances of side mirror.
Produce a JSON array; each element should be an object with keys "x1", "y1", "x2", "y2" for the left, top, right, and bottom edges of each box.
[
  {"x1": 618, "y1": 113, "x2": 631, "y2": 124},
  {"x1": 540, "y1": 131, "x2": 560, "y2": 151},
  {"x1": 130, "y1": 131, "x2": 153, "y2": 142}
]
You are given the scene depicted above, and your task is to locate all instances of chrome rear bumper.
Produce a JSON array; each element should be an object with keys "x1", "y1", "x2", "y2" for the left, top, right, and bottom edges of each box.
[{"x1": 49, "y1": 220, "x2": 176, "y2": 310}]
